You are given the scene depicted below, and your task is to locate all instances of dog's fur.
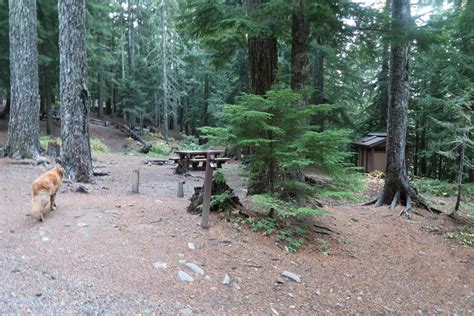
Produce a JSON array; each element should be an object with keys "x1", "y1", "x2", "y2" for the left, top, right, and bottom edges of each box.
[{"x1": 31, "y1": 166, "x2": 64, "y2": 221}]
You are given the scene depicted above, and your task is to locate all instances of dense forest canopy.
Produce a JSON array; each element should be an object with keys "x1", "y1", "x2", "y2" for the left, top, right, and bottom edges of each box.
[{"x1": 0, "y1": 0, "x2": 472, "y2": 185}]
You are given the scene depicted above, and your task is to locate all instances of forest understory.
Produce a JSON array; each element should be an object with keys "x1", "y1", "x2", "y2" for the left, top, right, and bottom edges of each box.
[{"x1": 0, "y1": 117, "x2": 472, "y2": 314}]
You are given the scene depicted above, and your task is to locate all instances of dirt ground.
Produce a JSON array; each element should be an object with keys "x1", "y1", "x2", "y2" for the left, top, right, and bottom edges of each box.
[{"x1": 0, "y1": 117, "x2": 473, "y2": 314}]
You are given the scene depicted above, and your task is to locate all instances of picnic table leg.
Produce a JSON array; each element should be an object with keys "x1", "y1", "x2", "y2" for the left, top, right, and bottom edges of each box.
[
  {"x1": 176, "y1": 154, "x2": 189, "y2": 174},
  {"x1": 201, "y1": 153, "x2": 213, "y2": 229},
  {"x1": 185, "y1": 155, "x2": 190, "y2": 173}
]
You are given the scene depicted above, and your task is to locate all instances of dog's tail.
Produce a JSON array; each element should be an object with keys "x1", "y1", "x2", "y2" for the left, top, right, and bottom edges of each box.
[{"x1": 31, "y1": 190, "x2": 50, "y2": 221}]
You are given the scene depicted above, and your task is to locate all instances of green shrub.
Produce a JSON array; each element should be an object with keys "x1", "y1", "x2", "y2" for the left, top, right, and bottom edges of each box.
[
  {"x1": 201, "y1": 89, "x2": 353, "y2": 195},
  {"x1": 90, "y1": 138, "x2": 110, "y2": 154},
  {"x1": 447, "y1": 232, "x2": 474, "y2": 247},
  {"x1": 249, "y1": 194, "x2": 327, "y2": 252},
  {"x1": 148, "y1": 141, "x2": 172, "y2": 156},
  {"x1": 39, "y1": 135, "x2": 60, "y2": 149},
  {"x1": 412, "y1": 177, "x2": 458, "y2": 196},
  {"x1": 181, "y1": 134, "x2": 203, "y2": 150}
]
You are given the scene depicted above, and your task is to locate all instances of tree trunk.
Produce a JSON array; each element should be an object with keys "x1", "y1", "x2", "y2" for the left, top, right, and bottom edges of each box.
[
  {"x1": 59, "y1": 0, "x2": 93, "y2": 182},
  {"x1": 203, "y1": 73, "x2": 210, "y2": 126},
  {"x1": 246, "y1": 0, "x2": 278, "y2": 96},
  {"x1": 414, "y1": 120, "x2": 419, "y2": 176},
  {"x1": 127, "y1": 0, "x2": 134, "y2": 75},
  {"x1": 161, "y1": 0, "x2": 169, "y2": 140},
  {"x1": 375, "y1": 0, "x2": 414, "y2": 209},
  {"x1": 420, "y1": 126, "x2": 427, "y2": 175},
  {"x1": 97, "y1": 43, "x2": 104, "y2": 119},
  {"x1": 120, "y1": 27, "x2": 125, "y2": 81},
  {"x1": 290, "y1": 0, "x2": 310, "y2": 93},
  {"x1": 248, "y1": 35, "x2": 277, "y2": 95},
  {"x1": 6, "y1": 0, "x2": 40, "y2": 159},
  {"x1": 45, "y1": 70, "x2": 53, "y2": 135},
  {"x1": 453, "y1": 133, "x2": 466, "y2": 215},
  {"x1": 311, "y1": 40, "x2": 325, "y2": 131}
]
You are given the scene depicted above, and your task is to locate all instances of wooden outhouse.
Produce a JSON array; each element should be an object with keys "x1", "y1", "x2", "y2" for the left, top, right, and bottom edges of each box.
[{"x1": 352, "y1": 133, "x2": 387, "y2": 172}]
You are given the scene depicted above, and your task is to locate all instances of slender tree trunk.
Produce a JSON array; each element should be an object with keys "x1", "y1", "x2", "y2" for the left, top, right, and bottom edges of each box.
[
  {"x1": 97, "y1": 36, "x2": 104, "y2": 119},
  {"x1": 453, "y1": 133, "x2": 466, "y2": 215},
  {"x1": 6, "y1": 0, "x2": 40, "y2": 159},
  {"x1": 414, "y1": 120, "x2": 419, "y2": 175},
  {"x1": 110, "y1": 81, "x2": 115, "y2": 117},
  {"x1": 420, "y1": 127, "x2": 427, "y2": 175},
  {"x1": 127, "y1": 0, "x2": 134, "y2": 75},
  {"x1": 375, "y1": 0, "x2": 414, "y2": 208},
  {"x1": 59, "y1": 0, "x2": 93, "y2": 182},
  {"x1": 153, "y1": 90, "x2": 159, "y2": 127},
  {"x1": 203, "y1": 73, "x2": 209, "y2": 126},
  {"x1": 161, "y1": 0, "x2": 169, "y2": 140},
  {"x1": 121, "y1": 28, "x2": 125, "y2": 81},
  {"x1": 45, "y1": 70, "x2": 52, "y2": 135}
]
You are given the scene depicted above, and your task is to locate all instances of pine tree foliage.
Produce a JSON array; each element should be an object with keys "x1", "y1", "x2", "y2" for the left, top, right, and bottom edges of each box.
[{"x1": 202, "y1": 89, "x2": 352, "y2": 196}]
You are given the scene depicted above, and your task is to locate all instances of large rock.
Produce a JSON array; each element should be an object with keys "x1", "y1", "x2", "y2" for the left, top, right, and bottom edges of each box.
[
  {"x1": 184, "y1": 263, "x2": 205, "y2": 276},
  {"x1": 281, "y1": 271, "x2": 301, "y2": 283},
  {"x1": 177, "y1": 271, "x2": 194, "y2": 282}
]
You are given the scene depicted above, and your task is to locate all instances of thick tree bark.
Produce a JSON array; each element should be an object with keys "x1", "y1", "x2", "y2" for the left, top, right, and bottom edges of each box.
[
  {"x1": 59, "y1": 0, "x2": 93, "y2": 182},
  {"x1": 248, "y1": 36, "x2": 277, "y2": 95},
  {"x1": 290, "y1": 0, "x2": 310, "y2": 92},
  {"x1": 6, "y1": 0, "x2": 40, "y2": 159},
  {"x1": 246, "y1": 0, "x2": 277, "y2": 96}
]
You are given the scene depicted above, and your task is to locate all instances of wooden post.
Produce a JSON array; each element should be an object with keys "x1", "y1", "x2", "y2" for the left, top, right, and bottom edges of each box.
[
  {"x1": 177, "y1": 181, "x2": 184, "y2": 198},
  {"x1": 200, "y1": 153, "x2": 213, "y2": 228},
  {"x1": 132, "y1": 169, "x2": 140, "y2": 193}
]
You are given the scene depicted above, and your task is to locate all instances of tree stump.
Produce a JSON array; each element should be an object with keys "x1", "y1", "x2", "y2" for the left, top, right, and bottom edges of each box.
[{"x1": 187, "y1": 177, "x2": 248, "y2": 219}]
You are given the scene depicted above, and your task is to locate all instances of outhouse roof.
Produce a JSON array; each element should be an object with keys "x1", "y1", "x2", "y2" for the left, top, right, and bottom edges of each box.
[{"x1": 352, "y1": 132, "x2": 387, "y2": 148}]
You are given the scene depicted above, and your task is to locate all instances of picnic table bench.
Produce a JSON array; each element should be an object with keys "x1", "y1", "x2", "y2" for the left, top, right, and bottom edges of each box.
[{"x1": 173, "y1": 150, "x2": 230, "y2": 174}]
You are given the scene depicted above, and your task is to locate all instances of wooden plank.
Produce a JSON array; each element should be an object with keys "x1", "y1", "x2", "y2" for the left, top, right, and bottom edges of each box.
[{"x1": 190, "y1": 158, "x2": 207, "y2": 162}]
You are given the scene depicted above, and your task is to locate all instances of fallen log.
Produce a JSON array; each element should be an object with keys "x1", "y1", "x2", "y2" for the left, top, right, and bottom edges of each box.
[
  {"x1": 120, "y1": 124, "x2": 151, "y2": 153},
  {"x1": 90, "y1": 118, "x2": 111, "y2": 127}
]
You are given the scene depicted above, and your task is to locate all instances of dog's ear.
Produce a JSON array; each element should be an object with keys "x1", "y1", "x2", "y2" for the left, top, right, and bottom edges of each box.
[{"x1": 56, "y1": 166, "x2": 65, "y2": 178}]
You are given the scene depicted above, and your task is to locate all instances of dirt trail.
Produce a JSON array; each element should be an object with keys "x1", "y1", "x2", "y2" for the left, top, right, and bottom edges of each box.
[{"x1": 0, "y1": 153, "x2": 472, "y2": 314}]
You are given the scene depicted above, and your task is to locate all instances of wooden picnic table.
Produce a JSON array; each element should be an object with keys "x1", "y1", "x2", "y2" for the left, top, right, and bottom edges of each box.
[{"x1": 174, "y1": 149, "x2": 229, "y2": 174}]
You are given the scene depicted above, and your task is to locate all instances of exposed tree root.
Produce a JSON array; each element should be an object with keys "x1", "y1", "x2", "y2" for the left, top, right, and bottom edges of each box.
[
  {"x1": 398, "y1": 195, "x2": 412, "y2": 219},
  {"x1": 364, "y1": 185, "x2": 441, "y2": 216},
  {"x1": 362, "y1": 197, "x2": 378, "y2": 206},
  {"x1": 390, "y1": 191, "x2": 400, "y2": 210}
]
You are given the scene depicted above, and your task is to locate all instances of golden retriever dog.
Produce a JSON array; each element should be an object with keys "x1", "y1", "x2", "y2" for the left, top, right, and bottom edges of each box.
[{"x1": 31, "y1": 166, "x2": 64, "y2": 222}]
